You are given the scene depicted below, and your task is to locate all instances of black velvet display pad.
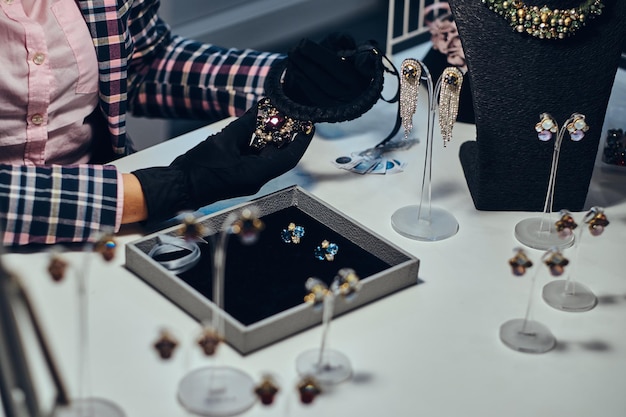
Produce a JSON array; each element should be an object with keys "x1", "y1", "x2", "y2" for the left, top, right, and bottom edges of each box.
[
  {"x1": 448, "y1": 0, "x2": 626, "y2": 211},
  {"x1": 174, "y1": 206, "x2": 390, "y2": 326}
]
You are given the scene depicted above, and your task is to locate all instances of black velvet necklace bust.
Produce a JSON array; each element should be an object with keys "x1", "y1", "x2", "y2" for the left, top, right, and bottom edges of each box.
[{"x1": 448, "y1": 0, "x2": 626, "y2": 211}]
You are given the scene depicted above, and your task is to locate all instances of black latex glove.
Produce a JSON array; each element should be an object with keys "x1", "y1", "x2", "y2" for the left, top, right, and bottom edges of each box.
[{"x1": 132, "y1": 104, "x2": 314, "y2": 223}]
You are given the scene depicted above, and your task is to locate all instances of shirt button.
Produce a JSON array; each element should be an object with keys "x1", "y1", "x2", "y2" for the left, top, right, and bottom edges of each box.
[
  {"x1": 33, "y1": 53, "x2": 45, "y2": 65},
  {"x1": 31, "y1": 114, "x2": 44, "y2": 125}
]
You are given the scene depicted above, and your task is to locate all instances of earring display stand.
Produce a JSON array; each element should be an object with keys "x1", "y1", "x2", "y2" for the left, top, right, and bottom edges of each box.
[
  {"x1": 296, "y1": 270, "x2": 361, "y2": 385},
  {"x1": 391, "y1": 61, "x2": 459, "y2": 241},
  {"x1": 515, "y1": 114, "x2": 584, "y2": 250},
  {"x1": 177, "y1": 211, "x2": 257, "y2": 417},
  {"x1": 542, "y1": 208, "x2": 605, "y2": 312},
  {"x1": 500, "y1": 249, "x2": 556, "y2": 354},
  {"x1": 55, "y1": 239, "x2": 125, "y2": 417},
  {"x1": 500, "y1": 318, "x2": 556, "y2": 354},
  {"x1": 543, "y1": 280, "x2": 596, "y2": 313},
  {"x1": 296, "y1": 293, "x2": 352, "y2": 385},
  {"x1": 1, "y1": 236, "x2": 74, "y2": 417}
]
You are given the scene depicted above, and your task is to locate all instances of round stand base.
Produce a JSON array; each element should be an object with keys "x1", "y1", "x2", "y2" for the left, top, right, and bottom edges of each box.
[
  {"x1": 177, "y1": 366, "x2": 256, "y2": 417},
  {"x1": 54, "y1": 398, "x2": 125, "y2": 417},
  {"x1": 296, "y1": 349, "x2": 352, "y2": 385},
  {"x1": 514, "y1": 217, "x2": 574, "y2": 250},
  {"x1": 499, "y1": 319, "x2": 556, "y2": 354},
  {"x1": 391, "y1": 205, "x2": 458, "y2": 241},
  {"x1": 542, "y1": 280, "x2": 597, "y2": 312}
]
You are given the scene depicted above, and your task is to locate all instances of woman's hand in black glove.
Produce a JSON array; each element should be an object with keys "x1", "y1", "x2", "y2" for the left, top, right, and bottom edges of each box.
[{"x1": 132, "y1": 103, "x2": 314, "y2": 223}]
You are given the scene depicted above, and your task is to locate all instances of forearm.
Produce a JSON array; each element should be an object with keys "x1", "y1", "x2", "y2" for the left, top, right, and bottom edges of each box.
[{"x1": 121, "y1": 173, "x2": 148, "y2": 224}]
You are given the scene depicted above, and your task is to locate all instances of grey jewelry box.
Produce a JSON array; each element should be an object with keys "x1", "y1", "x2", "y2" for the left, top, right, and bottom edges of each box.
[{"x1": 125, "y1": 185, "x2": 420, "y2": 355}]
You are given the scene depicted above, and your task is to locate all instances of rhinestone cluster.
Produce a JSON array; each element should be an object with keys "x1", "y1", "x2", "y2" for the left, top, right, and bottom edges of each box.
[
  {"x1": 281, "y1": 222, "x2": 305, "y2": 244},
  {"x1": 250, "y1": 97, "x2": 313, "y2": 150},
  {"x1": 314, "y1": 240, "x2": 339, "y2": 261},
  {"x1": 482, "y1": 0, "x2": 605, "y2": 40}
]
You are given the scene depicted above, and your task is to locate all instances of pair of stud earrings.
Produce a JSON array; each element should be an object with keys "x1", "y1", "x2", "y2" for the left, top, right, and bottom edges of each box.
[
  {"x1": 508, "y1": 247, "x2": 569, "y2": 277},
  {"x1": 555, "y1": 207, "x2": 609, "y2": 238},
  {"x1": 47, "y1": 232, "x2": 117, "y2": 282},
  {"x1": 303, "y1": 268, "x2": 361, "y2": 308},
  {"x1": 535, "y1": 113, "x2": 588, "y2": 142},
  {"x1": 153, "y1": 325, "x2": 222, "y2": 360},
  {"x1": 509, "y1": 207, "x2": 610, "y2": 277},
  {"x1": 281, "y1": 223, "x2": 339, "y2": 261},
  {"x1": 254, "y1": 374, "x2": 322, "y2": 406},
  {"x1": 180, "y1": 208, "x2": 265, "y2": 245}
]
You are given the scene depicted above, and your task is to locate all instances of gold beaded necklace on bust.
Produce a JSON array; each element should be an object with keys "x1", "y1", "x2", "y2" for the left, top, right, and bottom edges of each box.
[{"x1": 482, "y1": 0, "x2": 605, "y2": 39}]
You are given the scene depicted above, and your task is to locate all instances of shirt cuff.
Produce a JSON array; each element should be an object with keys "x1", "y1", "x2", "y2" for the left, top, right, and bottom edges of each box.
[{"x1": 115, "y1": 168, "x2": 124, "y2": 232}]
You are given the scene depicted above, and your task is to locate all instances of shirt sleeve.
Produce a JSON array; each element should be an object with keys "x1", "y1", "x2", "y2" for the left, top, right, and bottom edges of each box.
[
  {"x1": 0, "y1": 164, "x2": 120, "y2": 246},
  {"x1": 126, "y1": 11, "x2": 285, "y2": 122}
]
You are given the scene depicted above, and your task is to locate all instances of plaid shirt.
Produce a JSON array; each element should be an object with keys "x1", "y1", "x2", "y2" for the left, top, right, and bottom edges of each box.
[{"x1": 0, "y1": 0, "x2": 283, "y2": 246}]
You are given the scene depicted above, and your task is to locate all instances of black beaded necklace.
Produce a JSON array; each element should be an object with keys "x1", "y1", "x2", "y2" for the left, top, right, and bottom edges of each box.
[{"x1": 482, "y1": 0, "x2": 605, "y2": 39}]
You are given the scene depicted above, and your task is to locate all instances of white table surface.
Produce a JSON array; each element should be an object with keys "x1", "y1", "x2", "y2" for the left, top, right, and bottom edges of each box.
[{"x1": 3, "y1": 52, "x2": 626, "y2": 417}]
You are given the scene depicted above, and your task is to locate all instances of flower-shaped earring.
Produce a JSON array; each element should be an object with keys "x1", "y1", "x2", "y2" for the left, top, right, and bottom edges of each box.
[
  {"x1": 555, "y1": 210, "x2": 578, "y2": 239},
  {"x1": 303, "y1": 277, "x2": 330, "y2": 310},
  {"x1": 535, "y1": 113, "x2": 558, "y2": 142},
  {"x1": 231, "y1": 208, "x2": 264, "y2": 244},
  {"x1": 94, "y1": 233, "x2": 117, "y2": 262},
  {"x1": 297, "y1": 376, "x2": 321, "y2": 404},
  {"x1": 542, "y1": 248, "x2": 569, "y2": 277},
  {"x1": 314, "y1": 240, "x2": 339, "y2": 261},
  {"x1": 584, "y1": 207, "x2": 609, "y2": 236},
  {"x1": 281, "y1": 222, "x2": 305, "y2": 244},
  {"x1": 566, "y1": 114, "x2": 589, "y2": 142},
  {"x1": 254, "y1": 375, "x2": 280, "y2": 405},
  {"x1": 153, "y1": 329, "x2": 179, "y2": 360},
  {"x1": 508, "y1": 248, "x2": 533, "y2": 276},
  {"x1": 334, "y1": 268, "x2": 361, "y2": 301},
  {"x1": 196, "y1": 326, "x2": 222, "y2": 357}
]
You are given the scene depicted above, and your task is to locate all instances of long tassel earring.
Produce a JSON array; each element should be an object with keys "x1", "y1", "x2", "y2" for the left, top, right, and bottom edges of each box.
[
  {"x1": 399, "y1": 58, "x2": 422, "y2": 140},
  {"x1": 438, "y1": 66, "x2": 464, "y2": 146}
]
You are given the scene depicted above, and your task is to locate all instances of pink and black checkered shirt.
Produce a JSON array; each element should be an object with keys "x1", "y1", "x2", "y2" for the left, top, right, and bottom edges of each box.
[{"x1": 0, "y1": 0, "x2": 283, "y2": 245}]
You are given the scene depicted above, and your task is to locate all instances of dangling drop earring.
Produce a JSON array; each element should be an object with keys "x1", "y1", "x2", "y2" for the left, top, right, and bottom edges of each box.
[
  {"x1": 438, "y1": 66, "x2": 463, "y2": 146},
  {"x1": 399, "y1": 58, "x2": 422, "y2": 140}
]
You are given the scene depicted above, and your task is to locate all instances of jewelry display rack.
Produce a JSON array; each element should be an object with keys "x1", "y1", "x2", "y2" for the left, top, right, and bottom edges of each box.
[
  {"x1": 514, "y1": 113, "x2": 587, "y2": 250},
  {"x1": 542, "y1": 207, "x2": 608, "y2": 312},
  {"x1": 499, "y1": 248, "x2": 557, "y2": 354},
  {"x1": 177, "y1": 210, "x2": 258, "y2": 417},
  {"x1": 0, "y1": 239, "x2": 71, "y2": 417},
  {"x1": 55, "y1": 234, "x2": 126, "y2": 417},
  {"x1": 296, "y1": 269, "x2": 361, "y2": 385},
  {"x1": 391, "y1": 61, "x2": 459, "y2": 241}
]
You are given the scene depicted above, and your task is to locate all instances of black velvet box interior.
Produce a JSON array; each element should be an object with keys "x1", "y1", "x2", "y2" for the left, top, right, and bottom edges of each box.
[
  {"x1": 176, "y1": 206, "x2": 391, "y2": 326},
  {"x1": 126, "y1": 186, "x2": 419, "y2": 354}
]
